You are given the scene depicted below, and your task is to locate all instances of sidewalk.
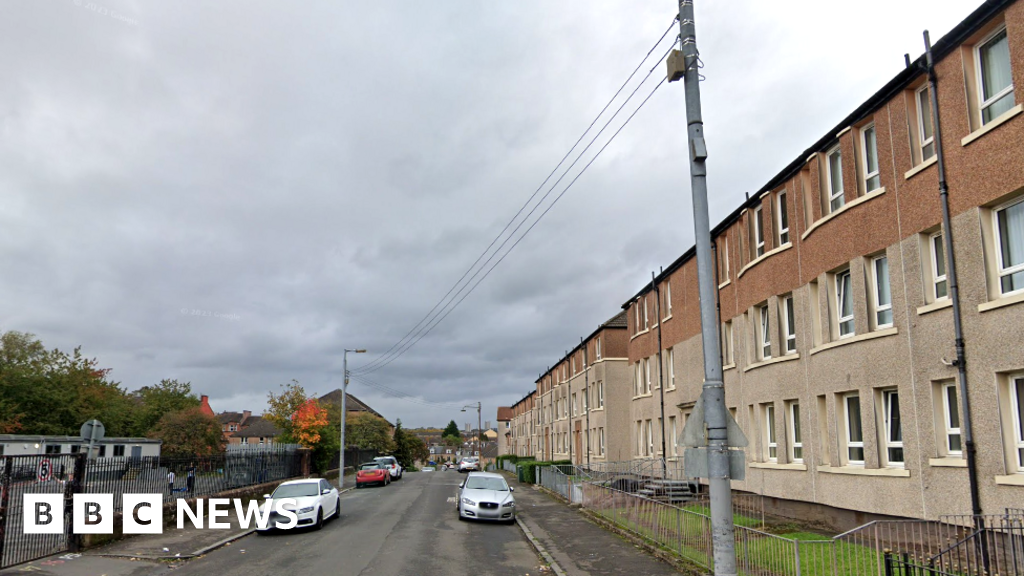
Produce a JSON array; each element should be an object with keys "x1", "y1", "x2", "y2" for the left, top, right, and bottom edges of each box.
[{"x1": 508, "y1": 474, "x2": 690, "y2": 576}]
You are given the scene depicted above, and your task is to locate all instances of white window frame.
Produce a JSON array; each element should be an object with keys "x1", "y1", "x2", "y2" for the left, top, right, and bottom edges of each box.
[
  {"x1": 634, "y1": 303, "x2": 641, "y2": 334},
  {"x1": 765, "y1": 404, "x2": 778, "y2": 462},
  {"x1": 843, "y1": 393, "x2": 865, "y2": 466},
  {"x1": 643, "y1": 296, "x2": 649, "y2": 330},
  {"x1": 666, "y1": 348, "x2": 676, "y2": 389},
  {"x1": 664, "y1": 282, "x2": 673, "y2": 319},
  {"x1": 777, "y1": 191, "x2": 790, "y2": 246},
  {"x1": 634, "y1": 362, "x2": 641, "y2": 396},
  {"x1": 596, "y1": 337, "x2": 602, "y2": 360},
  {"x1": 993, "y1": 197, "x2": 1024, "y2": 296},
  {"x1": 572, "y1": 393, "x2": 577, "y2": 416},
  {"x1": 600, "y1": 428, "x2": 605, "y2": 455},
  {"x1": 975, "y1": 26, "x2": 1015, "y2": 126},
  {"x1": 646, "y1": 419, "x2": 654, "y2": 457},
  {"x1": 861, "y1": 123, "x2": 880, "y2": 193},
  {"x1": 644, "y1": 358, "x2": 652, "y2": 394},
  {"x1": 758, "y1": 305, "x2": 771, "y2": 360},
  {"x1": 598, "y1": 381, "x2": 604, "y2": 407},
  {"x1": 915, "y1": 85, "x2": 935, "y2": 162},
  {"x1": 872, "y1": 255, "x2": 893, "y2": 329},
  {"x1": 941, "y1": 382, "x2": 962, "y2": 457},
  {"x1": 789, "y1": 402, "x2": 803, "y2": 463},
  {"x1": 826, "y1": 146, "x2": 845, "y2": 213},
  {"x1": 836, "y1": 269, "x2": 855, "y2": 338},
  {"x1": 783, "y1": 295, "x2": 796, "y2": 354},
  {"x1": 929, "y1": 231, "x2": 949, "y2": 301},
  {"x1": 1010, "y1": 375, "x2": 1024, "y2": 473},
  {"x1": 722, "y1": 235, "x2": 730, "y2": 279},
  {"x1": 723, "y1": 320, "x2": 734, "y2": 365},
  {"x1": 754, "y1": 205, "x2": 765, "y2": 257},
  {"x1": 883, "y1": 389, "x2": 904, "y2": 468}
]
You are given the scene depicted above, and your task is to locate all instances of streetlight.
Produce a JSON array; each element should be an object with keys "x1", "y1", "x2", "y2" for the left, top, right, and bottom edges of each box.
[
  {"x1": 461, "y1": 402, "x2": 482, "y2": 460},
  {"x1": 339, "y1": 348, "x2": 366, "y2": 488}
]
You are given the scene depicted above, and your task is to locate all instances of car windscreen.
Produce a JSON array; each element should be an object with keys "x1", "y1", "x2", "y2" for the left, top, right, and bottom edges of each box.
[
  {"x1": 272, "y1": 483, "x2": 319, "y2": 498},
  {"x1": 464, "y1": 477, "x2": 508, "y2": 491},
  {"x1": 360, "y1": 464, "x2": 381, "y2": 470}
]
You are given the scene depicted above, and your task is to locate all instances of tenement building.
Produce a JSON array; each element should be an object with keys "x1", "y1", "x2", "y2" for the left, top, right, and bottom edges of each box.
[{"x1": 498, "y1": 0, "x2": 1023, "y2": 523}]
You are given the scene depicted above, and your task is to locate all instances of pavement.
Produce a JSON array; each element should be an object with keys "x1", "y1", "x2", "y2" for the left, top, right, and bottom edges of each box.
[{"x1": 506, "y1": 473, "x2": 686, "y2": 576}]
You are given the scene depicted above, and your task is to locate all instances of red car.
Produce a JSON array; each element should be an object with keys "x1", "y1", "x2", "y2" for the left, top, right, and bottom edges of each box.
[{"x1": 356, "y1": 462, "x2": 391, "y2": 488}]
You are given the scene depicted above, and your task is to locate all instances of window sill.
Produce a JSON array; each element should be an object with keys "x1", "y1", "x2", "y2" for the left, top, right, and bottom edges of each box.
[
  {"x1": 742, "y1": 353, "x2": 801, "y2": 373},
  {"x1": 918, "y1": 299, "x2": 952, "y2": 316},
  {"x1": 929, "y1": 457, "x2": 966, "y2": 468},
  {"x1": 719, "y1": 279, "x2": 732, "y2": 289},
  {"x1": 904, "y1": 156, "x2": 937, "y2": 180},
  {"x1": 802, "y1": 187, "x2": 886, "y2": 241},
  {"x1": 632, "y1": 393, "x2": 654, "y2": 400},
  {"x1": 978, "y1": 290, "x2": 1024, "y2": 313},
  {"x1": 994, "y1": 474, "x2": 1024, "y2": 486},
  {"x1": 809, "y1": 327, "x2": 898, "y2": 356},
  {"x1": 750, "y1": 462, "x2": 808, "y2": 471},
  {"x1": 723, "y1": 362, "x2": 736, "y2": 371},
  {"x1": 961, "y1": 104, "x2": 1023, "y2": 147},
  {"x1": 663, "y1": 314, "x2": 673, "y2": 323},
  {"x1": 737, "y1": 243, "x2": 793, "y2": 279},
  {"x1": 817, "y1": 465, "x2": 911, "y2": 478},
  {"x1": 630, "y1": 329, "x2": 650, "y2": 341}
]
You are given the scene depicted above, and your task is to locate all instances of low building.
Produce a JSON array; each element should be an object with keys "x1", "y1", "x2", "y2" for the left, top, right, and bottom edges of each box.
[{"x1": 0, "y1": 434, "x2": 162, "y2": 459}]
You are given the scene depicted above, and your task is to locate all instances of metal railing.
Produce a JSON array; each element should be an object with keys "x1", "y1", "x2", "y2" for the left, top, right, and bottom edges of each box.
[{"x1": 537, "y1": 465, "x2": 582, "y2": 503}]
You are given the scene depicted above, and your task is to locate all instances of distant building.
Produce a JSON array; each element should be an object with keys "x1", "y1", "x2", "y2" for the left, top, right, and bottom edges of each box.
[{"x1": 0, "y1": 434, "x2": 162, "y2": 458}]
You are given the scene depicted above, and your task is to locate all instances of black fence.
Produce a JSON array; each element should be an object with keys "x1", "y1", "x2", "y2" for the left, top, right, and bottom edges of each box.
[
  {"x1": 325, "y1": 448, "x2": 379, "y2": 473},
  {"x1": 885, "y1": 552, "x2": 961, "y2": 576},
  {"x1": 0, "y1": 449, "x2": 309, "y2": 569}
]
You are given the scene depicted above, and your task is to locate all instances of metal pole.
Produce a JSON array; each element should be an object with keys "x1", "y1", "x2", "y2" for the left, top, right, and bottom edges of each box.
[
  {"x1": 340, "y1": 350, "x2": 348, "y2": 488},
  {"x1": 477, "y1": 402, "x2": 482, "y2": 459},
  {"x1": 674, "y1": 2, "x2": 737, "y2": 574},
  {"x1": 923, "y1": 31, "x2": 981, "y2": 518},
  {"x1": 583, "y1": 336, "x2": 591, "y2": 467},
  {"x1": 653, "y1": 272, "x2": 668, "y2": 477}
]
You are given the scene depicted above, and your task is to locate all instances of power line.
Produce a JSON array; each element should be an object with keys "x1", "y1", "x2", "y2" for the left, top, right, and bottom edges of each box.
[
  {"x1": 354, "y1": 44, "x2": 674, "y2": 376},
  {"x1": 353, "y1": 19, "x2": 679, "y2": 376}
]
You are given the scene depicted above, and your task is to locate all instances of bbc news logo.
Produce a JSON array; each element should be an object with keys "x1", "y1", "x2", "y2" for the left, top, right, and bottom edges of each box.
[{"x1": 24, "y1": 494, "x2": 300, "y2": 534}]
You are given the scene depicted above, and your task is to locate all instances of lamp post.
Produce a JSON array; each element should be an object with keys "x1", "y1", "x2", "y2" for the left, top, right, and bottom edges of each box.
[
  {"x1": 339, "y1": 348, "x2": 366, "y2": 488},
  {"x1": 461, "y1": 402, "x2": 482, "y2": 460}
]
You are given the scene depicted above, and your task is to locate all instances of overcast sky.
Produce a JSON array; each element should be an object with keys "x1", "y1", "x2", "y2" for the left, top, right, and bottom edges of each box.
[{"x1": 1, "y1": 1, "x2": 976, "y2": 429}]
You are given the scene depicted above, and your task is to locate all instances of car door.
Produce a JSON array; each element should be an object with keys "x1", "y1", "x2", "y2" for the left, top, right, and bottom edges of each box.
[{"x1": 320, "y1": 479, "x2": 337, "y2": 512}]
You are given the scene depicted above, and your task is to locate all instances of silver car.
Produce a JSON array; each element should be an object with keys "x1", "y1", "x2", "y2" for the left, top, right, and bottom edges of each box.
[{"x1": 457, "y1": 472, "x2": 515, "y2": 523}]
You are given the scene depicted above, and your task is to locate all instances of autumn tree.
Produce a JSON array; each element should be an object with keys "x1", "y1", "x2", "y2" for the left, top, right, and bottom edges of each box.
[
  {"x1": 265, "y1": 379, "x2": 309, "y2": 443},
  {"x1": 149, "y1": 408, "x2": 223, "y2": 457},
  {"x1": 345, "y1": 413, "x2": 394, "y2": 453}
]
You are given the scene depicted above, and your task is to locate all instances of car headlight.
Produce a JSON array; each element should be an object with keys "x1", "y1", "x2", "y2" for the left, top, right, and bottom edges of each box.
[
  {"x1": 461, "y1": 497, "x2": 476, "y2": 506},
  {"x1": 502, "y1": 501, "x2": 515, "y2": 508},
  {"x1": 298, "y1": 506, "x2": 315, "y2": 514}
]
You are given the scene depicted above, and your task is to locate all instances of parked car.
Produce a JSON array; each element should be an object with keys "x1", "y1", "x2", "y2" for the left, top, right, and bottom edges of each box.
[
  {"x1": 458, "y1": 456, "x2": 480, "y2": 472},
  {"x1": 356, "y1": 462, "x2": 391, "y2": 488},
  {"x1": 374, "y1": 455, "x2": 403, "y2": 480},
  {"x1": 256, "y1": 478, "x2": 339, "y2": 533},
  {"x1": 456, "y1": 472, "x2": 515, "y2": 523}
]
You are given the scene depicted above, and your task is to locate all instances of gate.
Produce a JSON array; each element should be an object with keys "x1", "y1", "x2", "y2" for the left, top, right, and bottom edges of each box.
[{"x1": 0, "y1": 453, "x2": 86, "y2": 569}]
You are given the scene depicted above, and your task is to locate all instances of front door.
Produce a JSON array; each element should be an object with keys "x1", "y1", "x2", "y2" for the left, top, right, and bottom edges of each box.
[{"x1": 574, "y1": 421, "x2": 582, "y2": 464}]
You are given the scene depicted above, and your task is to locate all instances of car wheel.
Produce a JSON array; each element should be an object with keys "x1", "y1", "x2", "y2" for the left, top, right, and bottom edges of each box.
[
  {"x1": 334, "y1": 500, "x2": 341, "y2": 519},
  {"x1": 314, "y1": 509, "x2": 323, "y2": 531},
  {"x1": 457, "y1": 507, "x2": 466, "y2": 521}
]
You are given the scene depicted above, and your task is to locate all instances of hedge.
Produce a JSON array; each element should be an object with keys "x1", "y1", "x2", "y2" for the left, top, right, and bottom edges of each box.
[{"x1": 517, "y1": 459, "x2": 571, "y2": 484}]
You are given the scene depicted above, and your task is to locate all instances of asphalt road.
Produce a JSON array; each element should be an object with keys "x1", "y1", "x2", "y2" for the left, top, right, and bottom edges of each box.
[{"x1": 168, "y1": 470, "x2": 541, "y2": 576}]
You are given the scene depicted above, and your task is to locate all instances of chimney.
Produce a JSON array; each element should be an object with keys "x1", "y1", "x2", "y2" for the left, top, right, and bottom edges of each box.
[
  {"x1": 199, "y1": 395, "x2": 215, "y2": 416},
  {"x1": 242, "y1": 410, "x2": 252, "y2": 424}
]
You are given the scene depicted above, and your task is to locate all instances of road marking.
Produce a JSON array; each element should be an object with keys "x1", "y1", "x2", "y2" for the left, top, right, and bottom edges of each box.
[{"x1": 446, "y1": 496, "x2": 457, "y2": 503}]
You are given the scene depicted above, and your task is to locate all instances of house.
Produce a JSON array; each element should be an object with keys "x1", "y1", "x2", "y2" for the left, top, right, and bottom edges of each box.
[
  {"x1": 318, "y1": 390, "x2": 394, "y2": 432},
  {"x1": 229, "y1": 416, "x2": 282, "y2": 447},
  {"x1": 217, "y1": 410, "x2": 252, "y2": 443}
]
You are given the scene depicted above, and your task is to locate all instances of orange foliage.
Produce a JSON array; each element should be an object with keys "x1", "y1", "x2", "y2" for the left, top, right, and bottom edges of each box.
[{"x1": 292, "y1": 399, "x2": 328, "y2": 448}]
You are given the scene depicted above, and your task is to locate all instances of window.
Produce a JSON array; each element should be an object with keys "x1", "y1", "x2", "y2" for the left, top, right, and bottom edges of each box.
[
  {"x1": 1005, "y1": 374, "x2": 1024, "y2": 473},
  {"x1": 572, "y1": 393, "x2": 577, "y2": 416},
  {"x1": 758, "y1": 305, "x2": 771, "y2": 360},
  {"x1": 720, "y1": 235, "x2": 730, "y2": 280},
  {"x1": 572, "y1": 358, "x2": 576, "y2": 375},
  {"x1": 97, "y1": 445, "x2": 106, "y2": 457},
  {"x1": 941, "y1": 382, "x2": 962, "y2": 456},
  {"x1": 644, "y1": 358, "x2": 652, "y2": 394},
  {"x1": 229, "y1": 424, "x2": 238, "y2": 432},
  {"x1": 596, "y1": 337, "x2": 602, "y2": 360},
  {"x1": 929, "y1": 232, "x2": 949, "y2": 300},
  {"x1": 836, "y1": 269, "x2": 855, "y2": 338},
  {"x1": 789, "y1": 402, "x2": 803, "y2": 463},
  {"x1": 598, "y1": 381, "x2": 604, "y2": 407},
  {"x1": 976, "y1": 27, "x2": 1015, "y2": 125},
  {"x1": 45, "y1": 445, "x2": 61, "y2": 454},
  {"x1": 600, "y1": 428, "x2": 605, "y2": 455},
  {"x1": 872, "y1": 255, "x2": 893, "y2": 328},
  {"x1": 664, "y1": 281, "x2": 673, "y2": 318},
  {"x1": 669, "y1": 416, "x2": 678, "y2": 456},
  {"x1": 994, "y1": 197, "x2": 1024, "y2": 296},
  {"x1": 113, "y1": 445, "x2": 125, "y2": 457},
  {"x1": 861, "y1": 124, "x2": 880, "y2": 192},
  {"x1": 636, "y1": 421, "x2": 643, "y2": 455},
  {"x1": 754, "y1": 204, "x2": 765, "y2": 257},
  {"x1": 883, "y1": 390, "x2": 904, "y2": 467},
  {"x1": 782, "y1": 295, "x2": 796, "y2": 354},
  {"x1": 817, "y1": 395, "x2": 830, "y2": 465},
  {"x1": 777, "y1": 191, "x2": 790, "y2": 246},
  {"x1": 809, "y1": 280, "x2": 823, "y2": 347},
  {"x1": 644, "y1": 296, "x2": 649, "y2": 330},
  {"x1": 843, "y1": 394, "x2": 865, "y2": 465},
  {"x1": 634, "y1": 303, "x2": 641, "y2": 334},
  {"x1": 916, "y1": 86, "x2": 936, "y2": 162},
  {"x1": 646, "y1": 420, "x2": 654, "y2": 457},
  {"x1": 765, "y1": 404, "x2": 778, "y2": 462},
  {"x1": 666, "y1": 348, "x2": 675, "y2": 389},
  {"x1": 826, "y1": 147, "x2": 845, "y2": 213},
  {"x1": 723, "y1": 320, "x2": 734, "y2": 365},
  {"x1": 634, "y1": 362, "x2": 642, "y2": 396}
]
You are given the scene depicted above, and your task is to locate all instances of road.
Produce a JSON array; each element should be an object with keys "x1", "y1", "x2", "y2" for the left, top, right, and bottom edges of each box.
[{"x1": 168, "y1": 470, "x2": 540, "y2": 576}]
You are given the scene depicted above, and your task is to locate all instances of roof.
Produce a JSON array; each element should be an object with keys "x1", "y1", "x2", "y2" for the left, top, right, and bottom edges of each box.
[
  {"x1": 318, "y1": 390, "x2": 391, "y2": 425},
  {"x1": 231, "y1": 416, "x2": 282, "y2": 438},
  {"x1": 217, "y1": 411, "x2": 244, "y2": 424},
  {"x1": 0, "y1": 434, "x2": 161, "y2": 444},
  {"x1": 622, "y1": 0, "x2": 1014, "y2": 307},
  {"x1": 536, "y1": 310, "x2": 629, "y2": 383},
  {"x1": 496, "y1": 407, "x2": 513, "y2": 421}
]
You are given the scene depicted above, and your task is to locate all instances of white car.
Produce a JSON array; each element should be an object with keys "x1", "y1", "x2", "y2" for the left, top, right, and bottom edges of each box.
[
  {"x1": 458, "y1": 457, "x2": 480, "y2": 472},
  {"x1": 374, "y1": 456, "x2": 403, "y2": 480},
  {"x1": 457, "y1": 472, "x2": 515, "y2": 523},
  {"x1": 257, "y1": 478, "x2": 340, "y2": 533}
]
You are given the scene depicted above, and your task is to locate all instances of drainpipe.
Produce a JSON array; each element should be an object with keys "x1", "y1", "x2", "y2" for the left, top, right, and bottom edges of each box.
[
  {"x1": 923, "y1": 31, "x2": 982, "y2": 519},
  {"x1": 583, "y1": 336, "x2": 591, "y2": 468},
  {"x1": 653, "y1": 272, "x2": 668, "y2": 477}
]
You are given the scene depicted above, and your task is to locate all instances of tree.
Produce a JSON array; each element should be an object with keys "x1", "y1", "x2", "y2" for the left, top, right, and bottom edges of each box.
[
  {"x1": 442, "y1": 419, "x2": 461, "y2": 439},
  {"x1": 265, "y1": 380, "x2": 308, "y2": 443},
  {"x1": 442, "y1": 433, "x2": 462, "y2": 448},
  {"x1": 149, "y1": 408, "x2": 223, "y2": 457},
  {"x1": 293, "y1": 399, "x2": 329, "y2": 448},
  {"x1": 345, "y1": 413, "x2": 394, "y2": 453},
  {"x1": 128, "y1": 379, "x2": 200, "y2": 436}
]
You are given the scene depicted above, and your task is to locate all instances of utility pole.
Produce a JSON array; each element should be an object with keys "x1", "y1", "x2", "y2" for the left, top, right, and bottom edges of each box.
[
  {"x1": 340, "y1": 348, "x2": 366, "y2": 488},
  {"x1": 653, "y1": 272, "x2": 668, "y2": 477},
  {"x1": 582, "y1": 336, "x2": 591, "y2": 467},
  {"x1": 671, "y1": 1, "x2": 738, "y2": 573}
]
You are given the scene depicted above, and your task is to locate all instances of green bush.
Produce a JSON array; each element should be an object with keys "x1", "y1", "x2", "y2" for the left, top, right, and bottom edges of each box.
[
  {"x1": 517, "y1": 459, "x2": 570, "y2": 484},
  {"x1": 496, "y1": 454, "x2": 519, "y2": 467}
]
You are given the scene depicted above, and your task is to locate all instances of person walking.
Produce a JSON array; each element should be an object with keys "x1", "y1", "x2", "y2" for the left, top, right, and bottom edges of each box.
[
  {"x1": 167, "y1": 469, "x2": 175, "y2": 495},
  {"x1": 186, "y1": 465, "x2": 196, "y2": 494}
]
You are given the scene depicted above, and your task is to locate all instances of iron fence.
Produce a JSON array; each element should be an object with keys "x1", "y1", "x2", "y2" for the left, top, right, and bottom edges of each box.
[
  {"x1": 536, "y1": 466, "x2": 582, "y2": 503},
  {"x1": 883, "y1": 551, "x2": 961, "y2": 576}
]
